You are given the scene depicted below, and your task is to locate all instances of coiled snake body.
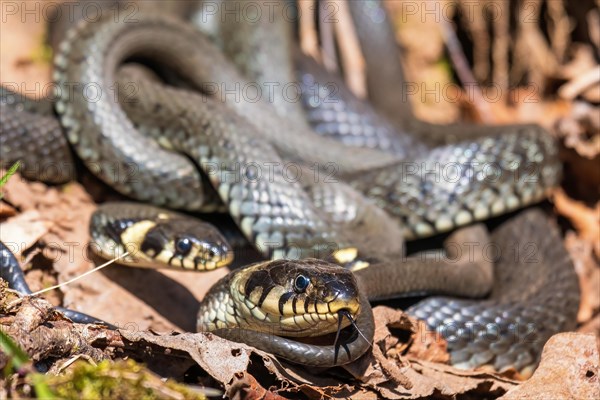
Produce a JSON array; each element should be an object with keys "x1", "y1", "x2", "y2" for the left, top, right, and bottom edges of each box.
[{"x1": 0, "y1": 0, "x2": 579, "y2": 373}]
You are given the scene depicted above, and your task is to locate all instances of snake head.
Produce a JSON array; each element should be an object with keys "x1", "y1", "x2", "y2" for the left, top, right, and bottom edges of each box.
[
  {"x1": 97, "y1": 211, "x2": 233, "y2": 271},
  {"x1": 230, "y1": 259, "x2": 361, "y2": 337}
]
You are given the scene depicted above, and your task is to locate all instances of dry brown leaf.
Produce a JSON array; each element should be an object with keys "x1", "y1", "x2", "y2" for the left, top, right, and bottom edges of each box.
[
  {"x1": 556, "y1": 102, "x2": 600, "y2": 160},
  {"x1": 558, "y1": 67, "x2": 600, "y2": 100},
  {"x1": 578, "y1": 315, "x2": 600, "y2": 352},
  {"x1": 557, "y1": 44, "x2": 600, "y2": 102},
  {"x1": 0, "y1": 201, "x2": 17, "y2": 218},
  {"x1": 563, "y1": 232, "x2": 600, "y2": 323},
  {"x1": 120, "y1": 330, "x2": 260, "y2": 387},
  {"x1": 402, "y1": 319, "x2": 449, "y2": 365},
  {"x1": 119, "y1": 329, "x2": 353, "y2": 396},
  {"x1": 342, "y1": 306, "x2": 413, "y2": 398},
  {"x1": 560, "y1": 44, "x2": 598, "y2": 80},
  {"x1": 227, "y1": 372, "x2": 287, "y2": 400},
  {"x1": 581, "y1": 83, "x2": 600, "y2": 103},
  {"x1": 344, "y1": 306, "x2": 517, "y2": 399},
  {"x1": 554, "y1": 189, "x2": 600, "y2": 257},
  {"x1": 406, "y1": 360, "x2": 518, "y2": 398},
  {"x1": 1, "y1": 172, "x2": 46, "y2": 211},
  {"x1": 499, "y1": 333, "x2": 599, "y2": 400},
  {"x1": 0, "y1": 209, "x2": 51, "y2": 255}
]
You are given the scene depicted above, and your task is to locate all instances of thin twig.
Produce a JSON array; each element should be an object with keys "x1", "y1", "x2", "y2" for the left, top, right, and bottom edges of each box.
[
  {"x1": 459, "y1": 0, "x2": 489, "y2": 82},
  {"x1": 319, "y1": 0, "x2": 338, "y2": 72},
  {"x1": 333, "y1": 0, "x2": 366, "y2": 98},
  {"x1": 586, "y1": 9, "x2": 600, "y2": 51},
  {"x1": 492, "y1": 0, "x2": 510, "y2": 93},
  {"x1": 440, "y1": 18, "x2": 495, "y2": 123},
  {"x1": 299, "y1": 0, "x2": 320, "y2": 61},
  {"x1": 546, "y1": 0, "x2": 571, "y2": 62},
  {"x1": 516, "y1": 0, "x2": 560, "y2": 90},
  {"x1": 558, "y1": 66, "x2": 600, "y2": 100}
]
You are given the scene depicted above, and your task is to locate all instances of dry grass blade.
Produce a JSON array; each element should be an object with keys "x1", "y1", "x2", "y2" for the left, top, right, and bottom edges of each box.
[{"x1": 29, "y1": 252, "x2": 130, "y2": 296}]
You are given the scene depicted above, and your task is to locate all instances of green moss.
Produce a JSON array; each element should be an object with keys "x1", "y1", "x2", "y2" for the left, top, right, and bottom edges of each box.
[
  {"x1": 1, "y1": 286, "x2": 206, "y2": 398},
  {"x1": 48, "y1": 359, "x2": 207, "y2": 400}
]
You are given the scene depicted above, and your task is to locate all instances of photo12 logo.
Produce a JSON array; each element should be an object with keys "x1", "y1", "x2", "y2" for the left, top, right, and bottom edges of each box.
[{"x1": 1, "y1": 1, "x2": 139, "y2": 24}]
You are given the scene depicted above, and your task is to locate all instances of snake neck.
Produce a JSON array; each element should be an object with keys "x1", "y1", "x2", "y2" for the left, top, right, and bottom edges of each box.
[{"x1": 197, "y1": 276, "x2": 236, "y2": 333}]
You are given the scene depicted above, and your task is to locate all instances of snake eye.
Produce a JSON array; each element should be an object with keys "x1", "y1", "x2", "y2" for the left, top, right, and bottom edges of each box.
[
  {"x1": 175, "y1": 237, "x2": 193, "y2": 256},
  {"x1": 294, "y1": 275, "x2": 310, "y2": 292}
]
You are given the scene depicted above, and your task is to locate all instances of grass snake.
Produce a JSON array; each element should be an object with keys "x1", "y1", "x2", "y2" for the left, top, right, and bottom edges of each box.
[{"x1": 0, "y1": 0, "x2": 579, "y2": 373}]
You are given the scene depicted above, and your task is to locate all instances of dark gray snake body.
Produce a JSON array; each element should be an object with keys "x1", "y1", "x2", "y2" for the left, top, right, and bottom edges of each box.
[
  {"x1": 407, "y1": 210, "x2": 579, "y2": 372},
  {"x1": 0, "y1": 89, "x2": 74, "y2": 183},
  {"x1": 0, "y1": 0, "x2": 579, "y2": 372}
]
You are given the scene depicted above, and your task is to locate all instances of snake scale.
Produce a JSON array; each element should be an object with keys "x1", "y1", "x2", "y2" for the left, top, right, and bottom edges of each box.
[{"x1": 0, "y1": 0, "x2": 579, "y2": 373}]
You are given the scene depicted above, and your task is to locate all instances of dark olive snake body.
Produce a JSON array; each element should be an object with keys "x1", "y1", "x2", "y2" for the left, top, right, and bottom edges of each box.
[{"x1": 0, "y1": 0, "x2": 580, "y2": 372}]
